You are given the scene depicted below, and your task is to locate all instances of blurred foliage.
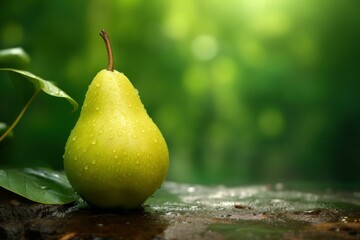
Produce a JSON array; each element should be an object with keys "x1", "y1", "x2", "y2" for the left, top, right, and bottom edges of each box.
[{"x1": 0, "y1": 0, "x2": 359, "y2": 186}]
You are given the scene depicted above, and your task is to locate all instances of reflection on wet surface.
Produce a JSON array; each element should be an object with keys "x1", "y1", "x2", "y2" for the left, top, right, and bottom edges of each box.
[{"x1": 0, "y1": 182, "x2": 359, "y2": 239}]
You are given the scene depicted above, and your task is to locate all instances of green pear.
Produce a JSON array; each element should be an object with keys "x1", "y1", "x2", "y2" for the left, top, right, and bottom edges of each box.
[{"x1": 64, "y1": 30, "x2": 169, "y2": 209}]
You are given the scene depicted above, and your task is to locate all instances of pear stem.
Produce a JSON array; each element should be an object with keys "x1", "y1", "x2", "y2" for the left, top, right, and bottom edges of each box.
[{"x1": 99, "y1": 30, "x2": 114, "y2": 71}]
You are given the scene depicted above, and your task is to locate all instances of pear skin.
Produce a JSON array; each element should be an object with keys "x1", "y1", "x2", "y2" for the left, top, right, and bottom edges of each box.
[{"x1": 64, "y1": 31, "x2": 169, "y2": 209}]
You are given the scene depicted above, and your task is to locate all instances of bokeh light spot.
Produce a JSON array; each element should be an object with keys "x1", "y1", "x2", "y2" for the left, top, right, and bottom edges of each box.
[
  {"x1": 251, "y1": 12, "x2": 291, "y2": 37},
  {"x1": 242, "y1": 0, "x2": 268, "y2": 16},
  {"x1": 164, "y1": 13, "x2": 190, "y2": 40},
  {"x1": 163, "y1": 1, "x2": 195, "y2": 40},
  {"x1": 191, "y1": 35, "x2": 219, "y2": 61}
]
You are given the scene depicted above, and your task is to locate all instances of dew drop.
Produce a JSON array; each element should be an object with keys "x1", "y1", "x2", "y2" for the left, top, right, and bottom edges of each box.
[
  {"x1": 128, "y1": 104, "x2": 132, "y2": 108},
  {"x1": 154, "y1": 139, "x2": 158, "y2": 143},
  {"x1": 90, "y1": 134, "x2": 94, "y2": 138},
  {"x1": 114, "y1": 155, "x2": 118, "y2": 159},
  {"x1": 72, "y1": 136, "x2": 77, "y2": 141},
  {"x1": 135, "y1": 89, "x2": 139, "y2": 94},
  {"x1": 84, "y1": 165, "x2": 88, "y2": 170},
  {"x1": 123, "y1": 152, "x2": 127, "y2": 156},
  {"x1": 92, "y1": 160, "x2": 96, "y2": 165},
  {"x1": 141, "y1": 129, "x2": 145, "y2": 133},
  {"x1": 96, "y1": 83, "x2": 101, "y2": 87},
  {"x1": 135, "y1": 160, "x2": 139, "y2": 165},
  {"x1": 74, "y1": 157, "x2": 78, "y2": 160},
  {"x1": 92, "y1": 140, "x2": 97, "y2": 145},
  {"x1": 96, "y1": 107, "x2": 100, "y2": 111},
  {"x1": 99, "y1": 130, "x2": 104, "y2": 134},
  {"x1": 40, "y1": 186, "x2": 49, "y2": 190},
  {"x1": 113, "y1": 150, "x2": 117, "y2": 153}
]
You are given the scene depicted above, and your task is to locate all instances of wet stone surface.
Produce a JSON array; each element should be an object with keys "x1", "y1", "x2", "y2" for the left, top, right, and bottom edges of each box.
[{"x1": 0, "y1": 182, "x2": 359, "y2": 239}]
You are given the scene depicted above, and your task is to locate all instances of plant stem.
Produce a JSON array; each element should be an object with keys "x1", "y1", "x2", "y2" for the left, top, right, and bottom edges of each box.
[
  {"x1": 0, "y1": 89, "x2": 40, "y2": 142},
  {"x1": 99, "y1": 30, "x2": 114, "y2": 71}
]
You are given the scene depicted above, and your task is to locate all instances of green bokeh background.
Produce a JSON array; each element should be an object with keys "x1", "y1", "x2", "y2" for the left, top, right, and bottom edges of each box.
[{"x1": 1, "y1": 0, "x2": 359, "y2": 186}]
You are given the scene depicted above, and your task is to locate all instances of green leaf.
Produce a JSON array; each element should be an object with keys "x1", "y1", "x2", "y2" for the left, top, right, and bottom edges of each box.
[
  {"x1": 0, "y1": 48, "x2": 30, "y2": 69},
  {"x1": 0, "y1": 168, "x2": 78, "y2": 204},
  {"x1": 0, "y1": 48, "x2": 33, "y2": 99},
  {"x1": 0, "y1": 68, "x2": 78, "y2": 111}
]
